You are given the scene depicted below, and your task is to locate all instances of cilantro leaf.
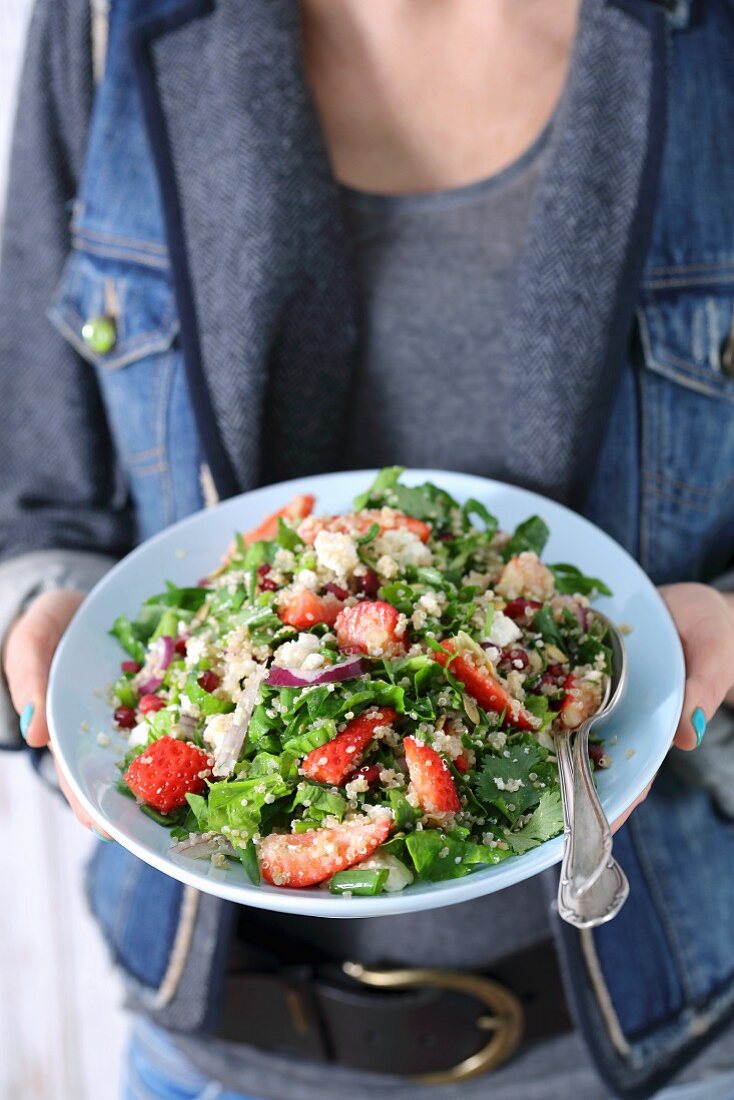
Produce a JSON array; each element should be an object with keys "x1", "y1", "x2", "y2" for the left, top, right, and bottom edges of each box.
[
  {"x1": 505, "y1": 789, "x2": 564, "y2": 854},
  {"x1": 476, "y1": 736, "x2": 556, "y2": 824}
]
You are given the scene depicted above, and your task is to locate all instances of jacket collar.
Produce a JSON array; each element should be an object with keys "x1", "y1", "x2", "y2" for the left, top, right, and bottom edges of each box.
[
  {"x1": 131, "y1": 0, "x2": 668, "y2": 504},
  {"x1": 131, "y1": 0, "x2": 358, "y2": 497},
  {"x1": 503, "y1": 0, "x2": 668, "y2": 505}
]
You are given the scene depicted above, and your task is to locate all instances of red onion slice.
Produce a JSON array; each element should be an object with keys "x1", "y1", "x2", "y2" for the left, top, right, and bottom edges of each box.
[
  {"x1": 212, "y1": 666, "x2": 267, "y2": 778},
  {"x1": 266, "y1": 656, "x2": 367, "y2": 688},
  {"x1": 135, "y1": 635, "x2": 175, "y2": 695}
]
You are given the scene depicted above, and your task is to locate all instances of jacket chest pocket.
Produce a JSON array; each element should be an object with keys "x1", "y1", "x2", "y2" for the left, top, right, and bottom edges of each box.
[
  {"x1": 637, "y1": 279, "x2": 734, "y2": 583},
  {"x1": 48, "y1": 247, "x2": 204, "y2": 539}
]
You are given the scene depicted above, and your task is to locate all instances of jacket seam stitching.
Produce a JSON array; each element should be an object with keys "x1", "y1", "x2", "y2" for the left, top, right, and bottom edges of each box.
[
  {"x1": 152, "y1": 886, "x2": 200, "y2": 1009},
  {"x1": 71, "y1": 236, "x2": 171, "y2": 271},
  {"x1": 71, "y1": 222, "x2": 169, "y2": 255}
]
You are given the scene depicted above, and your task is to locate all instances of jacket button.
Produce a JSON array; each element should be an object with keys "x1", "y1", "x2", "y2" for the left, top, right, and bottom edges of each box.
[{"x1": 82, "y1": 315, "x2": 117, "y2": 355}]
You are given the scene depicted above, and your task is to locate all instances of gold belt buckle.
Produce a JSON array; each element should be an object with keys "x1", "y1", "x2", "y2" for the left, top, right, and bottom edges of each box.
[{"x1": 343, "y1": 961, "x2": 525, "y2": 1085}]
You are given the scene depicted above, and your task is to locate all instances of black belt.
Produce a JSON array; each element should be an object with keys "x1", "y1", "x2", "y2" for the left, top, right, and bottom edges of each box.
[{"x1": 211, "y1": 940, "x2": 572, "y2": 1084}]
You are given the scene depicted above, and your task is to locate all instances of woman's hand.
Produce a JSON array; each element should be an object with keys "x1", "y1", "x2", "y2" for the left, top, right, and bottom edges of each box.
[
  {"x1": 3, "y1": 589, "x2": 112, "y2": 837},
  {"x1": 612, "y1": 582, "x2": 734, "y2": 832},
  {"x1": 660, "y1": 583, "x2": 734, "y2": 750}
]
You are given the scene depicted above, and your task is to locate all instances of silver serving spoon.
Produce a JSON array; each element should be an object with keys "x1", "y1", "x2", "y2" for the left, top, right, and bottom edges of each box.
[
  {"x1": 568, "y1": 611, "x2": 628, "y2": 897},
  {"x1": 554, "y1": 611, "x2": 628, "y2": 926}
]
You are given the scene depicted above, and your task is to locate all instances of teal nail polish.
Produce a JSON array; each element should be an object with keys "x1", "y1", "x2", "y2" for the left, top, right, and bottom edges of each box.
[
  {"x1": 692, "y1": 707, "x2": 707, "y2": 746},
  {"x1": 19, "y1": 703, "x2": 34, "y2": 740},
  {"x1": 91, "y1": 827, "x2": 112, "y2": 843}
]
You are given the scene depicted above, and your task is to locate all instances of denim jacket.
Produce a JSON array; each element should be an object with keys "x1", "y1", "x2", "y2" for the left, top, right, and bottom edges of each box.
[{"x1": 3, "y1": 0, "x2": 734, "y2": 1096}]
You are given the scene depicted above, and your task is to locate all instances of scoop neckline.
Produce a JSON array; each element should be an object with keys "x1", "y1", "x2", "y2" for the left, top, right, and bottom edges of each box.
[{"x1": 338, "y1": 115, "x2": 554, "y2": 214}]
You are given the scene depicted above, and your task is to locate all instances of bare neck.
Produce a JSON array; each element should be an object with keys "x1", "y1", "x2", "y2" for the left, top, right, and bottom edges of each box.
[{"x1": 300, "y1": 0, "x2": 580, "y2": 194}]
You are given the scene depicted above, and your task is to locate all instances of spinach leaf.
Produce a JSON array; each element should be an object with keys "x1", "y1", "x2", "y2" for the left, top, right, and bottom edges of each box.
[{"x1": 502, "y1": 516, "x2": 550, "y2": 561}]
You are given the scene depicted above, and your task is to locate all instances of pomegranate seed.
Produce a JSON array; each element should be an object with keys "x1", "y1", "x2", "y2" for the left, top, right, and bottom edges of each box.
[
  {"x1": 589, "y1": 743, "x2": 607, "y2": 767},
  {"x1": 344, "y1": 763, "x2": 381, "y2": 787},
  {"x1": 139, "y1": 693, "x2": 165, "y2": 715},
  {"x1": 454, "y1": 754, "x2": 471, "y2": 773},
  {"x1": 503, "y1": 598, "x2": 542, "y2": 622},
  {"x1": 324, "y1": 582, "x2": 349, "y2": 600},
  {"x1": 546, "y1": 663, "x2": 566, "y2": 679},
  {"x1": 114, "y1": 705, "x2": 137, "y2": 729},
  {"x1": 501, "y1": 648, "x2": 529, "y2": 671},
  {"x1": 260, "y1": 577, "x2": 278, "y2": 591},
  {"x1": 121, "y1": 660, "x2": 142, "y2": 675},
  {"x1": 174, "y1": 637, "x2": 188, "y2": 657},
  {"x1": 197, "y1": 577, "x2": 211, "y2": 588},
  {"x1": 257, "y1": 563, "x2": 271, "y2": 576},
  {"x1": 355, "y1": 570, "x2": 380, "y2": 598},
  {"x1": 198, "y1": 670, "x2": 220, "y2": 693}
]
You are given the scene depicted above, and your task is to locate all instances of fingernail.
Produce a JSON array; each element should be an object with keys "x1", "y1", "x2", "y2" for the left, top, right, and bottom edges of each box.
[
  {"x1": 692, "y1": 707, "x2": 707, "y2": 746},
  {"x1": 19, "y1": 703, "x2": 34, "y2": 740},
  {"x1": 91, "y1": 827, "x2": 112, "y2": 843}
]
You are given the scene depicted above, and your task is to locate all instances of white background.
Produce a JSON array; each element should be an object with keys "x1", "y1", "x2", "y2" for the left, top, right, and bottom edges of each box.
[{"x1": 0, "y1": 3, "x2": 128, "y2": 1098}]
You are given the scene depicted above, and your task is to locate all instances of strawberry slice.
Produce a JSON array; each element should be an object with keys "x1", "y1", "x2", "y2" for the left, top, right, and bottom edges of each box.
[
  {"x1": 258, "y1": 810, "x2": 393, "y2": 887},
  {"x1": 278, "y1": 586, "x2": 343, "y2": 630},
  {"x1": 335, "y1": 600, "x2": 404, "y2": 657},
  {"x1": 301, "y1": 707, "x2": 397, "y2": 785},
  {"x1": 403, "y1": 736, "x2": 461, "y2": 814},
  {"x1": 559, "y1": 673, "x2": 602, "y2": 729},
  {"x1": 300, "y1": 510, "x2": 431, "y2": 545},
  {"x1": 124, "y1": 736, "x2": 213, "y2": 815},
  {"x1": 435, "y1": 639, "x2": 537, "y2": 731},
  {"x1": 243, "y1": 494, "x2": 315, "y2": 546}
]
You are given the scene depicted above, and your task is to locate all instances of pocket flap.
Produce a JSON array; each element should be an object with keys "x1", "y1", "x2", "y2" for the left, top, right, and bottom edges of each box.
[
  {"x1": 638, "y1": 285, "x2": 734, "y2": 402},
  {"x1": 48, "y1": 247, "x2": 179, "y2": 371}
]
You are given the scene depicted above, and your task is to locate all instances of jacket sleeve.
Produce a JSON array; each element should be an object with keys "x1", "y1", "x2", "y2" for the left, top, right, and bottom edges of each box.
[{"x1": 0, "y1": 0, "x2": 134, "y2": 564}]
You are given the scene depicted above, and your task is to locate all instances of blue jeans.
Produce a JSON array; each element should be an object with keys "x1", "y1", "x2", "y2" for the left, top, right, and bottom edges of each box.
[{"x1": 122, "y1": 1020, "x2": 260, "y2": 1100}]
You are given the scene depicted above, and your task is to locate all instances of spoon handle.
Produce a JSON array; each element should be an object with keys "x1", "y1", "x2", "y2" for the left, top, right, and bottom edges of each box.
[
  {"x1": 554, "y1": 730, "x2": 576, "y2": 896},
  {"x1": 558, "y1": 856, "x2": 629, "y2": 928},
  {"x1": 568, "y1": 722, "x2": 613, "y2": 896}
]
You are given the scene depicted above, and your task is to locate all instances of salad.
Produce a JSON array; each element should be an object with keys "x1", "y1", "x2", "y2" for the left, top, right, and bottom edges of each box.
[{"x1": 109, "y1": 468, "x2": 613, "y2": 896}]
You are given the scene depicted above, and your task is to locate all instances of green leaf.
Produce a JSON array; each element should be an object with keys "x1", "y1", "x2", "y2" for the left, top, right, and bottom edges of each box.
[
  {"x1": 291, "y1": 784, "x2": 347, "y2": 823},
  {"x1": 205, "y1": 773, "x2": 291, "y2": 839},
  {"x1": 355, "y1": 522, "x2": 380, "y2": 546},
  {"x1": 353, "y1": 467, "x2": 405, "y2": 510},
  {"x1": 386, "y1": 789, "x2": 419, "y2": 830},
  {"x1": 405, "y1": 829, "x2": 508, "y2": 882},
  {"x1": 144, "y1": 583, "x2": 209, "y2": 612},
  {"x1": 506, "y1": 789, "x2": 564, "y2": 854},
  {"x1": 461, "y1": 498, "x2": 499, "y2": 535},
  {"x1": 184, "y1": 792, "x2": 210, "y2": 831},
  {"x1": 503, "y1": 516, "x2": 550, "y2": 561},
  {"x1": 476, "y1": 736, "x2": 556, "y2": 824},
  {"x1": 521, "y1": 693, "x2": 555, "y2": 732},
  {"x1": 184, "y1": 676, "x2": 235, "y2": 716},
  {"x1": 550, "y1": 563, "x2": 612, "y2": 597},
  {"x1": 277, "y1": 516, "x2": 304, "y2": 551},
  {"x1": 112, "y1": 675, "x2": 138, "y2": 709},
  {"x1": 531, "y1": 606, "x2": 566, "y2": 653},
  {"x1": 109, "y1": 615, "x2": 146, "y2": 664}
]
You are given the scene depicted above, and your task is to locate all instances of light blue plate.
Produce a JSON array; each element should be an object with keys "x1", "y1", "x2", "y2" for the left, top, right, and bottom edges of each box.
[{"x1": 48, "y1": 469, "x2": 684, "y2": 917}]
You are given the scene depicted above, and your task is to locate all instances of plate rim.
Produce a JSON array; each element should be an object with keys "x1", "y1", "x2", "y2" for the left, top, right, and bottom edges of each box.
[{"x1": 48, "y1": 467, "x2": 685, "y2": 918}]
